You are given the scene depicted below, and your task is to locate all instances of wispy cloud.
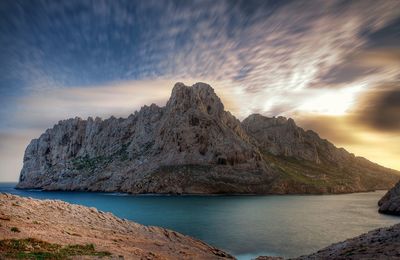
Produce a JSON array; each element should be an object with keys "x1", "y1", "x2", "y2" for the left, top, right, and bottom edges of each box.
[
  {"x1": 1, "y1": 0, "x2": 400, "y2": 180},
  {"x1": 350, "y1": 83, "x2": 400, "y2": 132},
  {"x1": 130, "y1": 0, "x2": 400, "y2": 117}
]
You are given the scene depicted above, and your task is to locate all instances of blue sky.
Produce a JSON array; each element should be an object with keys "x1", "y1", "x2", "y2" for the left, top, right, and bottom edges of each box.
[{"x1": 0, "y1": 0, "x2": 399, "y2": 181}]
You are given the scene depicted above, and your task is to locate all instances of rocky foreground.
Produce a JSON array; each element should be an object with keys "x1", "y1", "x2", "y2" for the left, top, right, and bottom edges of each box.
[
  {"x1": 0, "y1": 193, "x2": 233, "y2": 259},
  {"x1": 255, "y1": 223, "x2": 400, "y2": 260},
  {"x1": 17, "y1": 82, "x2": 400, "y2": 194},
  {"x1": 293, "y1": 223, "x2": 400, "y2": 259},
  {"x1": 379, "y1": 181, "x2": 400, "y2": 215}
]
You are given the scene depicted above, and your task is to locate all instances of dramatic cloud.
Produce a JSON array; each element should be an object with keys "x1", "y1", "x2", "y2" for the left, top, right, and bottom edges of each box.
[
  {"x1": 352, "y1": 84, "x2": 400, "y2": 131},
  {"x1": 1, "y1": 0, "x2": 400, "y2": 180},
  {"x1": 295, "y1": 115, "x2": 362, "y2": 145}
]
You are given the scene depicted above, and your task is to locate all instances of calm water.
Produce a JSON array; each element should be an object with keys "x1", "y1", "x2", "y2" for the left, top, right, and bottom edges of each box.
[{"x1": 0, "y1": 183, "x2": 398, "y2": 259}]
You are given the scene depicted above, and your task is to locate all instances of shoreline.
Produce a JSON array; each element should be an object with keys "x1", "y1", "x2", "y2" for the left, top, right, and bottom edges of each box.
[
  {"x1": 1, "y1": 193, "x2": 399, "y2": 259},
  {"x1": 5, "y1": 183, "x2": 388, "y2": 197}
]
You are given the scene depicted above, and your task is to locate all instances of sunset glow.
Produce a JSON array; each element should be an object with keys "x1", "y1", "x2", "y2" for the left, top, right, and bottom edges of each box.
[{"x1": 0, "y1": 0, "x2": 399, "y2": 181}]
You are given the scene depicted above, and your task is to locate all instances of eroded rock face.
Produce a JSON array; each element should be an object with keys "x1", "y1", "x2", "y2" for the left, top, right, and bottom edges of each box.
[
  {"x1": 17, "y1": 82, "x2": 400, "y2": 194},
  {"x1": 378, "y1": 181, "x2": 400, "y2": 215},
  {"x1": 155, "y1": 82, "x2": 261, "y2": 168},
  {"x1": 242, "y1": 114, "x2": 322, "y2": 163}
]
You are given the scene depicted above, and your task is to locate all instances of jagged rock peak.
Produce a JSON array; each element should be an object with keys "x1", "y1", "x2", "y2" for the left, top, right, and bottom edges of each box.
[{"x1": 166, "y1": 82, "x2": 224, "y2": 116}]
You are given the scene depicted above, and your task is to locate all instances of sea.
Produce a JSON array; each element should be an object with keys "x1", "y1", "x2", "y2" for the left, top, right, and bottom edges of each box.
[{"x1": 0, "y1": 183, "x2": 398, "y2": 259}]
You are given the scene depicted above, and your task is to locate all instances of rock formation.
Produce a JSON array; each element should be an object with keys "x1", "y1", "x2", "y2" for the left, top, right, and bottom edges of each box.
[
  {"x1": 256, "y1": 223, "x2": 400, "y2": 259},
  {"x1": 242, "y1": 113, "x2": 400, "y2": 193},
  {"x1": 17, "y1": 82, "x2": 400, "y2": 194},
  {"x1": 0, "y1": 193, "x2": 233, "y2": 259},
  {"x1": 378, "y1": 181, "x2": 400, "y2": 215},
  {"x1": 292, "y1": 223, "x2": 400, "y2": 259}
]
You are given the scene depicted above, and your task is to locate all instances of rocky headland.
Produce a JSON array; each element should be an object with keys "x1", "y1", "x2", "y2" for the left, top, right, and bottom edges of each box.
[
  {"x1": 378, "y1": 181, "x2": 400, "y2": 215},
  {"x1": 0, "y1": 193, "x2": 233, "y2": 259},
  {"x1": 17, "y1": 82, "x2": 400, "y2": 194}
]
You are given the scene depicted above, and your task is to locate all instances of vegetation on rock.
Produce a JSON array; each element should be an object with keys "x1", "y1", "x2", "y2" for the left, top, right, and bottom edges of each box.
[{"x1": 0, "y1": 238, "x2": 111, "y2": 259}]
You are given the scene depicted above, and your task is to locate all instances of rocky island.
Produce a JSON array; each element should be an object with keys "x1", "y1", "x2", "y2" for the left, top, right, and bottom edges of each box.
[{"x1": 17, "y1": 82, "x2": 400, "y2": 194}]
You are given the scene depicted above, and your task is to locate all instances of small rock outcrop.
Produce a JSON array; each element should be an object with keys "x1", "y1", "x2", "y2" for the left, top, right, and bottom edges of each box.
[
  {"x1": 17, "y1": 82, "x2": 400, "y2": 194},
  {"x1": 0, "y1": 193, "x2": 234, "y2": 259},
  {"x1": 378, "y1": 181, "x2": 400, "y2": 215},
  {"x1": 292, "y1": 223, "x2": 400, "y2": 259}
]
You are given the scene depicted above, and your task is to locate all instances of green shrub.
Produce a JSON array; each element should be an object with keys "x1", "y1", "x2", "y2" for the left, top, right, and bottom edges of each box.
[
  {"x1": 0, "y1": 238, "x2": 112, "y2": 259},
  {"x1": 10, "y1": 227, "x2": 20, "y2": 233}
]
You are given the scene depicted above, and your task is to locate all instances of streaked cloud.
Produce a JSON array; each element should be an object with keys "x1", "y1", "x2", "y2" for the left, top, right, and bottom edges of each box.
[{"x1": 1, "y1": 0, "x2": 400, "y2": 180}]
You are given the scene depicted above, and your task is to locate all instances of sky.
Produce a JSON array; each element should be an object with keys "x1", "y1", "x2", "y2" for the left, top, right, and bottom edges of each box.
[{"x1": 0, "y1": 0, "x2": 399, "y2": 181}]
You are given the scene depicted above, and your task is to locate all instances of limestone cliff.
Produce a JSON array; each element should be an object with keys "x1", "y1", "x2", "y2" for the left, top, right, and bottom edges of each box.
[{"x1": 17, "y1": 82, "x2": 399, "y2": 194}]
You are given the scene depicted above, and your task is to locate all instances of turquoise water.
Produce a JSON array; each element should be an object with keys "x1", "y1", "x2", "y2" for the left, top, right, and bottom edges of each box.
[{"x1": 0, "y1": 183, "x2": 398, "y2": 259}]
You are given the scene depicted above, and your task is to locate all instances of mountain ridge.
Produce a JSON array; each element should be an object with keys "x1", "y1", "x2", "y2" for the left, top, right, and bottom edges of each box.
[{"x1": 17, "y1": 82, "x2": 399, "y2": 194}]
